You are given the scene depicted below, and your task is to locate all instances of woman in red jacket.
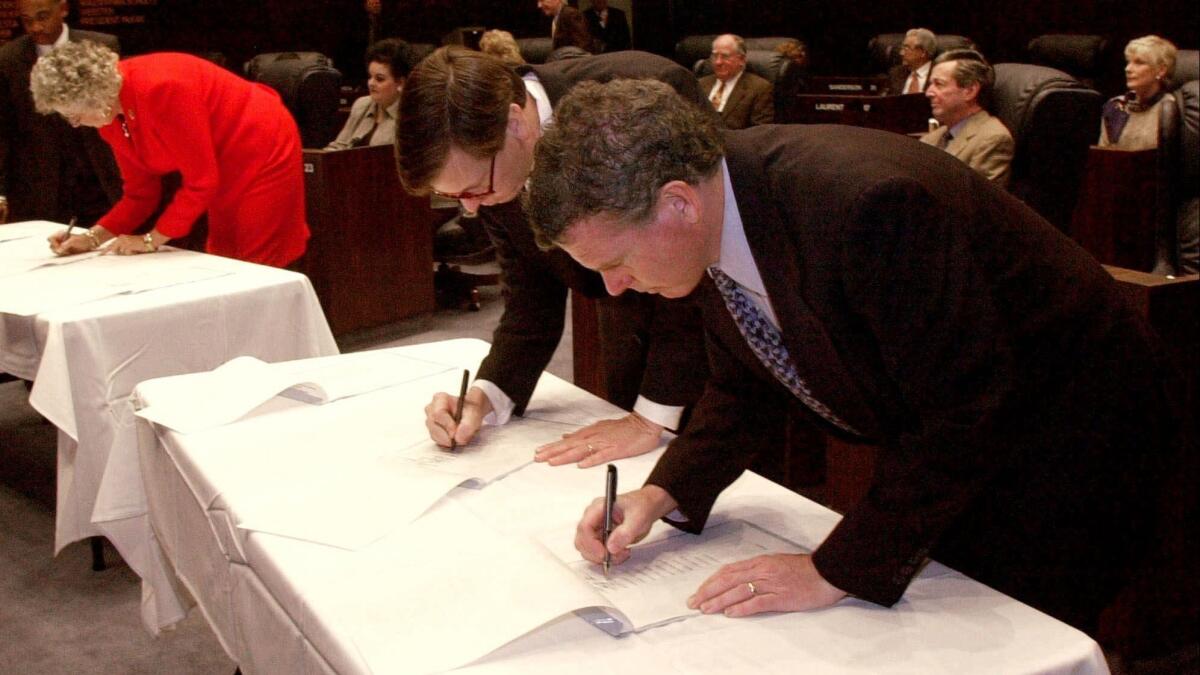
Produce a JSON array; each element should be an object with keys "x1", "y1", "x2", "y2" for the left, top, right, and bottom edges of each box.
[{"x1": 30, "y1": 41, "x2": 308, "y2": 267}]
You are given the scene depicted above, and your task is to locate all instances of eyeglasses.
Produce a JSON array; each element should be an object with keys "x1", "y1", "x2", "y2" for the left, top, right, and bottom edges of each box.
[
  {"x1": 431, "y1": 155, "x2": 496, "y2": 201},
  {"x1": 711, "y1": 52, "x2": 741, "y2": 62},
  {"x1": 899, "y1": 44, "x2": 922, "y2": 53}
]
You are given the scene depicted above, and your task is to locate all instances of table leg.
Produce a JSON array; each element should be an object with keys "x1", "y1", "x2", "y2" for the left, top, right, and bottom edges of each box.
[{"x1": 90, "y1": 536, "x2": 106, "y2": 572}]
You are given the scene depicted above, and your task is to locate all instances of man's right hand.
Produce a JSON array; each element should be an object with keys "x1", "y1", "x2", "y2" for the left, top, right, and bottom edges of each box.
[
  {"x1": 575, "y1": 485, "x2": 678, "y2": 567},
  {"x1": 424, "y1": 385, "x2": 493, "y2": 448}
]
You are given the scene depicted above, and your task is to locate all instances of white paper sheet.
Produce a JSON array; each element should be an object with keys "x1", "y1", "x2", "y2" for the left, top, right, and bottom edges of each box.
[
  {"x1": 231, "y1": 413, "x2": 581, "y2": 549},
  {"x1": 136, "y1": 352, "x2": 455, "y2": 433},
  {"x1": 328, "y1": 501, "x2": 604, "y2": 675},
  {"x1": 0, "y1": 252, "x2": 230, "y2": 315},
  {"x1": 569, "y1": 519, "x2": 808, "y2": 635},
  {"x1": 394, "y1": 416, "x2": 581, "y2": 486}
]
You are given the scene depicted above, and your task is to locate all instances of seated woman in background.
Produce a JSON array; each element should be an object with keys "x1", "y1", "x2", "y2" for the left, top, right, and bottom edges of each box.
[
  {"x1": 479, "y1": 30, "x2": 525, "y2": 67},
  {"x1": 1099, "y1": 35, "x2": 1177, "y2": 150},
  {"x1": 326, "y1": 39, "x2": 411, "y2": 150},
  {"x1": 32, "y1": 41, "x2": 307, "y2": 268}
]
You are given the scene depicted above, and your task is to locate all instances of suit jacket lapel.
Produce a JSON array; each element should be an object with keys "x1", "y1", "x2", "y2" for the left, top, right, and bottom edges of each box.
[{"x1": 722, "y1": 137, "x2": 880, "y2": 438}]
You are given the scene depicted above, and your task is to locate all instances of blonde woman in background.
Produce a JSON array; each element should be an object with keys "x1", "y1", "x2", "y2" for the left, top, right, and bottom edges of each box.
[{"x1": 1099, "y1": 35, "x2": 1177, "y2": 150}]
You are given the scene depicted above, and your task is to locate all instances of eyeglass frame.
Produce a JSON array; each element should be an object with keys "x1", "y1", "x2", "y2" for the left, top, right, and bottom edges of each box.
[{"x1": 431, "y1": 154, "x2": 496, "y2": 201}]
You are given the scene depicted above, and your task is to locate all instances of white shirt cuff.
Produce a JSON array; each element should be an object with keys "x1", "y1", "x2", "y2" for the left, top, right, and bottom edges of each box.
[
  {"x1": 473, "y1": 379, "x2": 514, "y2": 426},
  {"x1": 633, "y1": 396, "x2": 684, "y2": 431}
]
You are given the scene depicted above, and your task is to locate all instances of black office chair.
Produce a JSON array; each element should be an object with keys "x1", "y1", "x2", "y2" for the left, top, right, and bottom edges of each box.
[
  {"x1": 1026, "y1": 34, "x2": 1111, "y2": 93},
  {"x1": 244, "y1": 52, "x2": 342, "y2": 148},
  {"x1": 1172, "y1": 49, "x2": 1199, "y2": 89},
  {"x1": 1154, "y1": 79, "x2": 1199, "y2": 275},
  {"x1": 992, "y1": 63, "x2": 1103, "y2": 232},
  {"x1": 693, "y1": 49, "x2": 787, "y2": 84},
  {"x1": 517, "y1": 37, "x2": 554, "y2": 65}
]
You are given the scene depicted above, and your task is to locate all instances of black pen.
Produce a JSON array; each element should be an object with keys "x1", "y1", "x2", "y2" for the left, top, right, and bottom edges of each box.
[
  {"x1": 61, "y1": 217, "x2": 77, "y2": 252},
  {"x1": 449, "y1": 368, "x2": 469, "y2": 452},
  {"x1": 603, "y1": 464, "x2": 617, "y2": 577}
]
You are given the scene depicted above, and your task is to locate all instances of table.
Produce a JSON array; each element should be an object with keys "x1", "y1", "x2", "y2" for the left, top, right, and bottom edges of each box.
[
  {"x1": 0, "y1": 221, "x2": 337, "y2": 629},
  {"x1": 133, "y1": 339, "x2": 1108, "y2": 674}
]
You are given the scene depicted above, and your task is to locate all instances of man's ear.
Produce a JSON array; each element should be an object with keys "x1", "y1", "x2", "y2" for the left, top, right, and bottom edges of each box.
[
  {"x1": 964, "y1": 81, "x2": 982, "y2": 104},
  {"x1": 507, "y1": 102, "x2": 531, "y2": 141},
  {"x1": 656, "y1": 180, "x2": 702, "y2": 231}
]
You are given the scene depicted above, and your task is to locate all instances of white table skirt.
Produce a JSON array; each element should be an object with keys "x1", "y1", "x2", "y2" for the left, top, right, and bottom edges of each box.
[
  {"x1": 0, "y1": 221, "x2": 337, "y2": 630},
  {"x1": 134, "y1": 339, "x2": 1108, "y2": 674}
]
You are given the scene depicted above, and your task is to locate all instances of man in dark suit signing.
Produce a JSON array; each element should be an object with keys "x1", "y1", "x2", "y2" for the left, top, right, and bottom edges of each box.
[
  {"x1": 395, "y1": 47, "x2": 711, "y2": 468},
  {"x1": 527, "y1": 79, "x2": 1194, "y2": 655},
  {"x1": 583, "y1": 0, "x2": 630, "y2": 53},
  {"x1": 0, "y1": 0, "x2": 121, "y2": 225},
  {"x1": 698, "y1": 34, "x2": 773, "y2": 129}
]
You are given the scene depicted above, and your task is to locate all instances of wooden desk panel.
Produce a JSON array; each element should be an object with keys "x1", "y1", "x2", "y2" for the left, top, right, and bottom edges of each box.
[
  {"x1": 780, "y1": 93, "x2": 931, "y2": 135},
  {"x1": 1070, "y1": 147, "x2": 1158, "y2": 271},
  {"x1": 302, "y1": 145, "x2": 437, "y2": 335}
]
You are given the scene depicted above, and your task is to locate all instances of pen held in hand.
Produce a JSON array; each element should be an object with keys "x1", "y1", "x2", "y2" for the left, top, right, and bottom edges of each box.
[
  {"x1": 449, "y1": 368, "x2": 469, "y2": 452},
  {"x1": 603, "y1": 464, "x2": 617, "y2": 577}
]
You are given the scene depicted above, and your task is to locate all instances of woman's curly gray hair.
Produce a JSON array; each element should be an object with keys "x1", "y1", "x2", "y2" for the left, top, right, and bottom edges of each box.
[{"x1": 30, "y1": 40, "x2": 122, "y2": 116}]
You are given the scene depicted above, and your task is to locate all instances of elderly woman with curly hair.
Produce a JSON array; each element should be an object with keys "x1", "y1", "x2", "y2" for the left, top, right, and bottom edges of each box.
[
  {"x1": 31, "y1": 41, "x2": 308, "y2": 267},
  {"x1": 1098, "y1": 35, "x2": 1178, "y2": 150}
]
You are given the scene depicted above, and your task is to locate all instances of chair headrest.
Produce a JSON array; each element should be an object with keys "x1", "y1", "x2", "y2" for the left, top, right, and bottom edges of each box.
[{"x1": 1026, "y1": 34, "x2": 1109, "y2": 75}]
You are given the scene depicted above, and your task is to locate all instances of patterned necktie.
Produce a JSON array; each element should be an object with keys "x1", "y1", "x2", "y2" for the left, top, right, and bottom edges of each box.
[
  {"x1": 708, "y1": 266, "x2": 858, "y2": 434},
  {"x1": 906, "y1": 72, "x2": 921, "y2": 94},
  {"x1": 711, "y1": 80, "x2": 725, "y2": 110},
  {"x1": 937, "y1": 128, "x2": 954, "y2": 149}
]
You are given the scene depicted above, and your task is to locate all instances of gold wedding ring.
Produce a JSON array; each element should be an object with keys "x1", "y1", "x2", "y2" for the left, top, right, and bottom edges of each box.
[{"x1": 747, "y1": 581, "x2": 757, "y2": 595}]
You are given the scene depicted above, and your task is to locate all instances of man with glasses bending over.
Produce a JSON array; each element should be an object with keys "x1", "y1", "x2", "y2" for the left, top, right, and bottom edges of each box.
[{"x1": 396, "y1": 47, "x2": 714, "y2": 468}]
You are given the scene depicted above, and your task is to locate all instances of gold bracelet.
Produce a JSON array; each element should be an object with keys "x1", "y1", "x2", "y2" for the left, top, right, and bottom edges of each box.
[
  {"x1": 143, "y1": 232, "x2": 157, "y2": 252},
  {"x1": 83, "y1": 229, "x2": 101, "y2": 250}
]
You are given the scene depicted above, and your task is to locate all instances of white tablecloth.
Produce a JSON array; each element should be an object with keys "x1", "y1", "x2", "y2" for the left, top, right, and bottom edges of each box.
[
  {"x1": 0, "y1": 221, "x2": 337, "y2": 629},
  {"x1": 134, "y1": 339, "x2": 1108, "y2": 674}
]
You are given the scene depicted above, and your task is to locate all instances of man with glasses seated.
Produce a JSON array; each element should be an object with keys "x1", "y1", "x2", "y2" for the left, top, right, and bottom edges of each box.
[
  {"x1": 887, "y1": 28, "x2": 936, "y2": 96},
  {"x1": 396, "y1": 46, "x2": 714, "y2": 468},
  {"x1": 699, "y1": 34, "x2": 774, "y2": 129}
]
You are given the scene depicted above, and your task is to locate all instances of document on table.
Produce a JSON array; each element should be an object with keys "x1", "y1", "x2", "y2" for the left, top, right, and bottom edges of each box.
[
  {"x1": 333, "y1": 513, "x2": 805, "y2": 675},
  {"x1": 393, "y1": 415, "x2": 579, "y2": 486},
  {"x1": 0, "y1": 231, "x2": 105, "y2": 277},
  {"x1": 0, "y1": 251, "x2": 230, "y2": 315},
  {"x1": 569, "y1": 519, "x2": 807, "y2": 635},
  {"x1": 232, "y1": 415, "x2": 581, "y2": 549},
  {"x1": 136, "y1": 352, "x2": 455, "y2": 433},
  {"x1": 0, "y1": 220, "x2": 60, "y2": 244}
]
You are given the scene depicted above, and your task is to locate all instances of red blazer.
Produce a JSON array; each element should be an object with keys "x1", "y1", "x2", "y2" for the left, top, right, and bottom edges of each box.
[{"x1": 98, "y1": 54, "x2": 307, "y2": 267}]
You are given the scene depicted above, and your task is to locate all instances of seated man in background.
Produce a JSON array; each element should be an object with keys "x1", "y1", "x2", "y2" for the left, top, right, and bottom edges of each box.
[
  {"x1": 583, "y1": 0, "x2": 631, "y2": 53},
  {"x1": 699, "y1": 34, "x2": 773, "y2": 129},
  {"x1": 888, "y1": 27, "x2": 936, "y2": 95},
  {"x1": 396, "y1": 47, "x2": 711, "y2": 468},
  {"x1": 921, "y1": 49, "x2": 1013, "y2": 187},
  {"x1": 0, "y1": 0, "x2": 121, "y2": 225},
  {"x1": 325, "y1": 39, "x2": 410, "y2": 150}
]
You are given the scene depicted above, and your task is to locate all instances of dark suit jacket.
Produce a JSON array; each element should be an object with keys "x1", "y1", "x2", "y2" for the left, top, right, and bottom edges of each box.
[
  {"x1": 583, "y1": 6, "x2": 630, "y2": 53},
  {"x1": 699, "y1": 71, "x2": 774, "y2": 129},
  {"x1": 476, "y1": 52, "x2": 711, "y2": 416},
  {"x1": 887, "y1": 62, "x2": 932, "y2": 96},
  {"x1": 0, "y1": 29, "x2": 121, "y2": 223},
  {"x1": 646, "y1": 125, "x2": 1189, "y2": 635}
]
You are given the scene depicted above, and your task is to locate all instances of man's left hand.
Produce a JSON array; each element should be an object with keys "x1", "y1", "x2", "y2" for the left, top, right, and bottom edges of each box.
[
  {"x1": 534, "y1": 412, "x2": 664, "y2": 468},
  {"x1": 687, "y1": 553, "x2": 847, "y2": 617}
]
